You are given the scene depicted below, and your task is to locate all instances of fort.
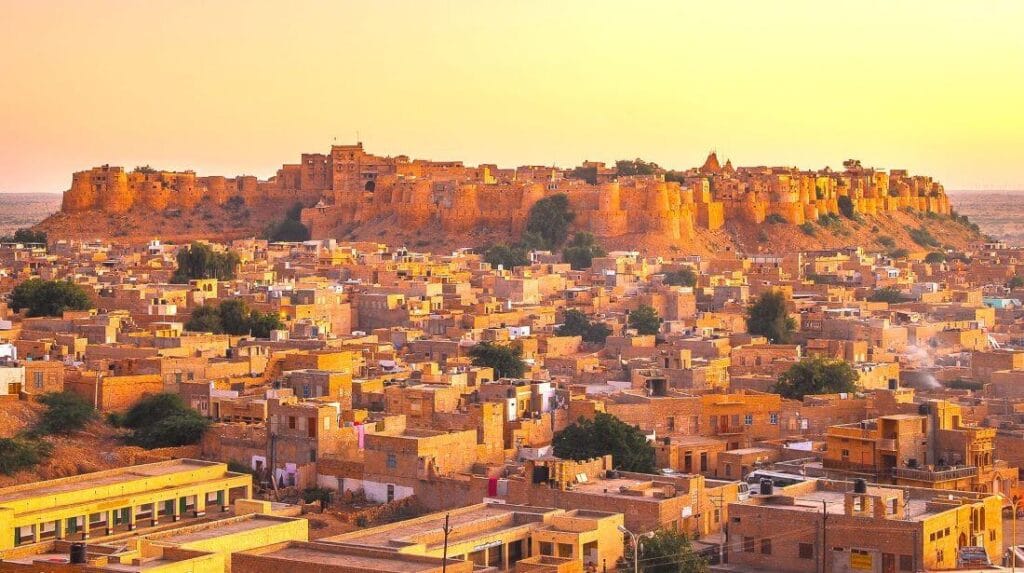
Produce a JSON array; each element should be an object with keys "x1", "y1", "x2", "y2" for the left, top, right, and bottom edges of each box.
[{"x1": 52, "y1": 143, "x2": 953, "y2": 248}]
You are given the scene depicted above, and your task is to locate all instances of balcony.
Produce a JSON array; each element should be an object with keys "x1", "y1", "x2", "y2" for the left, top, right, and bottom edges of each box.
[
  {"x1": 877, "y1": 438, "x2": 897, "y2": 451},
  {"x1": 892, "y1": 466, "x2": 978, "y2": 483}
]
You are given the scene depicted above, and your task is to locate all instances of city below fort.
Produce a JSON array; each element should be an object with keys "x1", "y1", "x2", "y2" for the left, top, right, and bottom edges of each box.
[{"x1": 2, "y1": 2, "x2": 1023, "y2": 570}]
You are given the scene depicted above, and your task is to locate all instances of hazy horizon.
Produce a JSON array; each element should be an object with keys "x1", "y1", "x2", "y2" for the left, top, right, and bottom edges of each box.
[{"x1": 2, "y1": 1, "x2": 1022, "y2": 194}]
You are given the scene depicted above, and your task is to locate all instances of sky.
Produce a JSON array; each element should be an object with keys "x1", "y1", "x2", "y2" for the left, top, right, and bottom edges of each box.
[{"x1": 1, "y1": 0, "x2": 1023, "y2": 194}]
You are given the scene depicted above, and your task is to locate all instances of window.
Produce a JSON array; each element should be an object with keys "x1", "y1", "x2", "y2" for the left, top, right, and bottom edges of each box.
[
  {"x1": 899, "y1": 555, "x2": 913, "y2": 571},
  {"x1": 731, "y1": 414, "x2": 740, "y2": 427},
  {"x1": 33, "y1": 372, "x2": 43, "y2": 389},
  {"x1": 744, "y1": 414, "x2": 753, "y2": 426},
  {"x1": 769, "y1": 412, "x2": 779, "y2": 425},
  {"x1": 288, "y1": 416, "x2": 296, "y2": 429},
  {"x1": 557, "y1": 544, "x2": 573, "y2": 558},
  {"x1": 841, "y1": 449, "x2": 850, "y2": 460},
  {"x1": 799, "y1": 543, "x2": 813, "y2": 559},
  {"x1": 725, "y1": 464, "x2": 732, "y2": 477},
  {"x1": 386, "y1": 453, "x2": 397, "y2": 469},
  {"x1": 743, "y1": 537, "x2": 755, "y2": 553},
  {"x1": 760, "y1": 539, "x2": 771, "y2": 555},
  {"x1": 309, "y1": 449, "x2": 317, "y2": 462},
  {"x1": 714, "y1": 508, "x2": 720, "y2": 523},
  {"x1": 539, "y1": 542, "x2": 553, "y2": 556}
]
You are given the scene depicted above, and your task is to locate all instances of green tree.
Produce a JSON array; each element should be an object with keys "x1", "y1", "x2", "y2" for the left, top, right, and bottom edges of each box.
[
  {"x1": 562, "y1": 232, "x2": 606, "y2": 270},
  {"x1": 567, "y1": 166, "x2": 597, "y2": 185},
  {"x1": 628, "y1": 305, "x2": 661, "y2": 336},
  {"x1": 837, "y1": 195, "x2": 855, "y2": 219},
  {"x1": 556, "y1": 309, "x2": 612, "y2": 344},
  {"x1": 468, "y1": 342, "x2": 527, "y2": 379},
  {"x1": 171, "y1": 243, "x2": 239, "y2": 283},
  {"x1": 266, "y1": 202, "x2": 311, "y2": 242},
  {"x1": 924, "y1": 252, "x2": 946, "y2": 264},
  {"x1": 484, "y1": 244, "x2": 530, "y2": 269},
  {"x1": 525, "y1": 194, "x2": 575, "y2": 250},
  {"x1": 185, "y1": 299, "x2": 283, "y2": 337},
  {"x1": 35, "y1": 392, "x2": 96, "y2": 435},
  {"x1": 623, "y1": 528, "x2": 708, "y2": 573},
  {"x1": 9, "y1": 279, "x2": 93, "y2": 317},
  {"x1": 0, "y1": 228, "x2": 47, "y2": 244},
  {"x1": 772, "y1": 357, "x2": 859, "y2": 399},
  {"x1": 867, "y1": 287, "x2": 907, "y2": 304},
  {"x1": 0, "y1": 437, "x2": 52, "y2": 475},
  {"x1": 185, "y1": 305, "x2": 224, "y2": 333},
  {"x1": 249, "y1": 310, "x2": 285, "y2": 338},
  {"x1": 746, "y1": 291, "x2": 796, "y2": 343},
  {"x1": 1008, "y1": 276, "x2": 1024, "y2": 289},
  {"x1": 121, "y1": 393, "x2": 210, "y2": 448},
  {"x1": 663, "y1": 268, "x2": 697, "y2": 287},
  {"x1": 552, "y1": 412, "x2": 655, "y2": 473}
]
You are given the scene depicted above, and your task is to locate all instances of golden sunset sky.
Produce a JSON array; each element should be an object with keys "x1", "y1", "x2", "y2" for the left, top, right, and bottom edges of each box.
[{"x1": 1, "y1": 0, "x2": 1022, "y2": 193}]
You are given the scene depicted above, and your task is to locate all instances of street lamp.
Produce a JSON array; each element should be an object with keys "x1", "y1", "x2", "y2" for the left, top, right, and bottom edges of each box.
[
  {"x1": 998, "y1": 492, "x2": 1017, "y2": 572},
  {"x1": 618, "y1": 525, "x2": 639, "y2": 573}
]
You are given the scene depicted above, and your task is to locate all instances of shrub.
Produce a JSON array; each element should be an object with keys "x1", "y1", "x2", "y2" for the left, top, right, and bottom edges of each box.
[
  {"x1": 36, "y1": 392, "x2": 96, "y2": 435},
  {"x1": 799, "y1": 222, "x2": 816, "y2": 236},
  {"x1": 867, "y1": 287, "x2": 908, "y2": 304},
  {"x1": 877, "y1": 235, "x2": 895, "y2": 248},
  {"x1": 484, "y1": 244, "x2": 530, "y2": 269},
  {"x1": 663, "y1": 268, "x2": 697, "y2": 287},
  {"x1": 764, "y1": 214, "x2": 787, "y2": 224},
  {"x1": 0, "y1": 437, "x2": 52, "y2": 475},
  {"x1": 924, "y1": 252, "x2": 946, "y2": 264},
  {"x1": 120, "y1": 392, "x2": 210, "y2": 449},
  {"x1": 908, "y1": 227, "x2": 939, "y2": 248}
]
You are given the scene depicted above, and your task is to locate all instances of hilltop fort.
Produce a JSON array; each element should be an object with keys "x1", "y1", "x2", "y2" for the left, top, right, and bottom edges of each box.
[{"x1": 42, "y1": 143, "x2": 968, "y2": 252}]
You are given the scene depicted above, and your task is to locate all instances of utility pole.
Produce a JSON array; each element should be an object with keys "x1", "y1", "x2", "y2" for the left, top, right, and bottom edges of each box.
[
  {"x1": 821, "y1": 499, "x2": 828, "y2": 573},
  {"x1": 441, "y1": 513, "x2": 452, "y2": 573}
]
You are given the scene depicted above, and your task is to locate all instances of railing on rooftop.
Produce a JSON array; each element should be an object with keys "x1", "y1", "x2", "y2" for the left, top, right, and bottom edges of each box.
[{"x1": 892, "y1": 466, "x2": 978, "y2": 482}]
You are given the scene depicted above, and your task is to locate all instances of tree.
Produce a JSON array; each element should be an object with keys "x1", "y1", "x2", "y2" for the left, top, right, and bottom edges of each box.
[
  {"x1": 266, "y1": 202, "x2": 311, "y2": 242},
  {"x1": 1008, "y1": 276, "x2": 1024, "y2": 289},
  {"x1": 867, "y1": 287, "x2": 908, "y2": 304},
  {"x1": 0, "y1": 228, "x2": 47, "y2": 244},
  {"x1": 837, "y1": 195, "x2": 855, "y2": 219},
  {"x1": 663, "y1": 268, "x2": 697, "y2": 287},
  {"x1": 171, "y1": 243, "x2": 239, "y2": 283},
  {"x1": 924, "y1": 252, "x2": 946, "y2": 264},
  {"x1": 185, "y1": 299, "x2": 283, "y2": 337},
  {"x1": 120, "y1": 393, "x2": 210, "y2": 448},
  {"x1": 746, "y1": 291, "x2": 796, "y2": 343},
  {"x1": 552, "y1": 412, "x2": 655, "y2": 473},
  {"x1": 628, "y1": 305, "x2": 661, "y2": 336},
  {"x1": 468, "y1": 342, "x2": 526, "y2": 379},
  {"x1": 9, "y1": 279, "x2": 93, "y2": 317},
  {"x1": 772, "y1": 357, "x2": 859, "y2": 399},
  {"x1": 567, "y1": 166, "x2": 597, "y2": 185},
  {"x1": 562, "y1": 232, "x2": 606, "y2": 270},
  {"x1": 623, "y1": 528, "x2": 708, "y2": 573},
  {"x1": 556, "y1": 309, "x2": 612, "y2": 344},
  {"x1": 485, "y1": 244, "x2": 530, "y2": 269},
  {"x1": 525, "y1": 194, "x2": 575, "y2": 250},
  {"x1": 35, "y1": 392, "x2": 96, "y2": 435}
]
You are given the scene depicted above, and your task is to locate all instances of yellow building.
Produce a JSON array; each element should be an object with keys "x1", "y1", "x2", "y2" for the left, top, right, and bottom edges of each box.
[
  {"x1": 324, "y1": 502, "x2": 624, "y2": 571},
  {"x1": 0, "y1": 459, "x2": 252, "y2": 553}
]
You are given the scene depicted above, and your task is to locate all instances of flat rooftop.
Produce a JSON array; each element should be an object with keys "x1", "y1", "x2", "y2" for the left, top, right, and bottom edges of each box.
[
  {"x1": 0, "y1": 459, "x2": 224, "y2": 505},
  {"x1": 243, "y1": 543, "x2": 450, "y2": 573},
  {"x1": 752, "y1": 489, "x2": 936, "y2": 520},
  {"x1": 147, "y1": 514, "x2": 297, "y2": 545}
]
